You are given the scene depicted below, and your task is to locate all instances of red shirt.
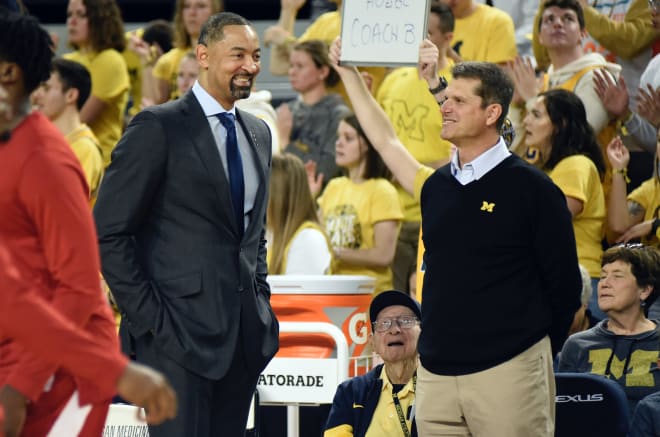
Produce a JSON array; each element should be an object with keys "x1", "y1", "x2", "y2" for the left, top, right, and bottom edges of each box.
[{"x1": 0, "y1": 113, "x2": 122, "y2": 405}]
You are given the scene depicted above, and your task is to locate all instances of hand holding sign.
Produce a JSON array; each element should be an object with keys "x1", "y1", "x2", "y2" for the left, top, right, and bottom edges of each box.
[{"x1": 339, "y1": 0, "x2": 430, "y2": 67}]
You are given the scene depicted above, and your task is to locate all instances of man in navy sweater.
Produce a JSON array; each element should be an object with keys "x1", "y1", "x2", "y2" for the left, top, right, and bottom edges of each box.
[{"x1": 330, "y1": 38, "x2": 582, "y2": 436}]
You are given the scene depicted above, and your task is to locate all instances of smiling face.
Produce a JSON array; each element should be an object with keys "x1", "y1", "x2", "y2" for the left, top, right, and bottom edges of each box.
[
  {"x1": 523, "y1": 96, "x2": 553, "y2": 149},
  {"x1": 440, "y1": 77, "x2": 492, "y2": 144},
  {"x1": 371, "y1": 305, "x2": 421, "y2": 364},
  {"x1": 598, "y1": 260, "x2": 652, "y2": 315},
  {"x1": 335, "y1": 120, "x2": 367, "y2": 170},
  {"x1": 66, "y1": 0, "x2": 89, "y2": 48},
  {"x1": 538, "y1": 6, "x2": 584, "y2": 50},
  {"x1": 197, "y1": 24, "x2": 260, "y2": 109}
]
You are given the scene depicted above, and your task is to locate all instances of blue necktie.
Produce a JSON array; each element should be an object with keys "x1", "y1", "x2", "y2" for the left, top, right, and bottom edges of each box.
[{"x1": 217, "y1": 113, "x2": 244, "y2": 236}]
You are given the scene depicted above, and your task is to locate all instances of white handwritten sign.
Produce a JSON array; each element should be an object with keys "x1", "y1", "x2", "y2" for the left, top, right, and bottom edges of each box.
[{"x1": 340, "y1": 0, "x2": 430, "y2": 66}]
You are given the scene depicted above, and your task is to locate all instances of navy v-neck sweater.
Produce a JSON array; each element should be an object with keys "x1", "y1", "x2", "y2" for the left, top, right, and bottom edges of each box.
[{"x1": 418, "y1": 155, "x2": 582, "y2": 375}]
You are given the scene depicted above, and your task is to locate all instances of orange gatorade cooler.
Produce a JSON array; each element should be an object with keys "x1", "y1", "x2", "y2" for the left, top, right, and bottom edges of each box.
[{"x1": 267, "y1": 275, "x2": 374, "y2": 375}]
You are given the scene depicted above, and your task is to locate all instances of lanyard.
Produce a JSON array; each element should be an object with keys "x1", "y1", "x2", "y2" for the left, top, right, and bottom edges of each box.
[{"x1": 392, "y1": 373, "x2": 416, "y2": 437}]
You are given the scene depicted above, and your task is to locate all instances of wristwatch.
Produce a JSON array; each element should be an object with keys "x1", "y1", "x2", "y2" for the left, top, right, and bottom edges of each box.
[{"x1": 428, "y1": 76, "x2": 448, "y2": 95}]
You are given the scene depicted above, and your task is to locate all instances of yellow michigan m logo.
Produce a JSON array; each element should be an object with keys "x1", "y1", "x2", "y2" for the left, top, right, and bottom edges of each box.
[{"x1": 480, "y1": 201, "x2": 495, "y2": 213}]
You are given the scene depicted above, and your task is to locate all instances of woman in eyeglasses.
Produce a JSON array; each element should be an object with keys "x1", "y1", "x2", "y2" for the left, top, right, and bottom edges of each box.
[
  {"x1": 324, "y1": 290, "x2": 421, "y2": 437},
  {"x1": 558, "y1": 244, "x2": 660, "y2": 413}
]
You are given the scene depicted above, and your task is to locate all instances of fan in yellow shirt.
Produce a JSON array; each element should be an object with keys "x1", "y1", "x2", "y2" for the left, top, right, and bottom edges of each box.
[
  {"x1": 63, "y1": 0, "x2": 128, "y2": 167},
  {"x1": 32, "y1": 58, "x2": 103, "y2": 206}
]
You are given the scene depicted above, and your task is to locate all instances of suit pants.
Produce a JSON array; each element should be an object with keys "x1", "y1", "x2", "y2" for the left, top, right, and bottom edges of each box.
[
  {"x1": 416, "y1": 336, "x2": 555, "y2": 437},
  {"x1": 135, "y1": 333, "x2": 259, "y2": 437}
]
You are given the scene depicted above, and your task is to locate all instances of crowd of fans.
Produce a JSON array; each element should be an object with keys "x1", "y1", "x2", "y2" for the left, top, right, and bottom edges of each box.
[{"x1": 3, "y1": 0, "x2": 660, "y2": 435}]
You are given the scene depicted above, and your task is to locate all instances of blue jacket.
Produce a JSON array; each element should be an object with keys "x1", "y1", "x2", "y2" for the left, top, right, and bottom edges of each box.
[{"x1": 324, "y1": 364, "x2": 417, "y2": 437}]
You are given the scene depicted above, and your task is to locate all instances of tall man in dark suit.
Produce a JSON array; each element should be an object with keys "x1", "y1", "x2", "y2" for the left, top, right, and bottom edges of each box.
[{"x1": 94, "y1": 12, "x2": 279, "y2": 437}]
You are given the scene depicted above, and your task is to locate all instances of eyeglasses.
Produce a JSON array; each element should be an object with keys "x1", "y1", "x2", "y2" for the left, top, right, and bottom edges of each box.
[{"x1": 372, "y1": 316, "x2": 419, "y2": 333}]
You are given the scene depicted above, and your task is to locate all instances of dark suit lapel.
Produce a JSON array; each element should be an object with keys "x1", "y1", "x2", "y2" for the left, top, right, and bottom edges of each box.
[
  {"x1": 236, "y1": 109, "x2": 269, "y2": 238},
  {"x1": 181, "y1": 93, "x2": 236, "y2": 230}
]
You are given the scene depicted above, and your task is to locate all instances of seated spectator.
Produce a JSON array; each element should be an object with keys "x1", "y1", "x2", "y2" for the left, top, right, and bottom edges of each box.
[
  {"x1": 278, "y1": 39, "x2": 350, "y2": 185},
  {"x1": 63, "y1": 0, "x2": 129, "y2": 166},
  {"x1": 324, "y1": 290, "x2": 421, "y2": 437},
  {"x1": 629, "y1": 390, "x2": 660, "y2": 437},
  {"x1": 522, "y1": 88, "x2": 606, "y2": 321},
  {"x1": 267, "y1": 153, "x2": 332, "y2": 275},
  {"x1": 558, "y1": 244, "x2": 660, "y2": 413},
  {"x1": 317, "y1": 114, "x2": 403, "y2": 295},
  {"x1": 31, "y1": 58, "x2": 103, "y2": 204}
]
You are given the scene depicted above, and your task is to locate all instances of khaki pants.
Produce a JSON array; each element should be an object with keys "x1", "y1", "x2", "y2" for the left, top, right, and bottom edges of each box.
[{"x1": 416, "y1": 336, "x2": 555, "y2": 437}]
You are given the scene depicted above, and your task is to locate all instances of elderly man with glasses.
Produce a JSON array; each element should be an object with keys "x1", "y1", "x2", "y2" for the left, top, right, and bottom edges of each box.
[{"x1": 324, "y1": 290, "x2": 421, "y2": 437}]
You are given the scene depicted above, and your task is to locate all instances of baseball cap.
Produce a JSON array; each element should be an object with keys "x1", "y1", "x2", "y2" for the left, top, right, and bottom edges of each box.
[{"x1": 369, "y1": 290, "x2": 421, "y2": 322}]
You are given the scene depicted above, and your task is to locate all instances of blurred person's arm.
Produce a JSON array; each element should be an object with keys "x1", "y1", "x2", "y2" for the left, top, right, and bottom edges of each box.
[
  {"x1": 265, "y1": 0, "x2": 306, "y2": 75},
  {"x1": 0, "y1": 244, "x2": 177, "y2": 427},
  {"x1": 328, "y1": 37, "x2": 421, "y2": 195},
  {"x1": 606, "y1": 137, "x2": 644, "y2": 234},
  {"x1": 578, "y1": 0, "x2": 658, "y2": 59}
]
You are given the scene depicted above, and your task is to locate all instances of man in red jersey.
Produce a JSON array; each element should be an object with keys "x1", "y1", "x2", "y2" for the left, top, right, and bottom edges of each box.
[{"x1": 0, "y1": 10, "x2": 176, "y2": 437}]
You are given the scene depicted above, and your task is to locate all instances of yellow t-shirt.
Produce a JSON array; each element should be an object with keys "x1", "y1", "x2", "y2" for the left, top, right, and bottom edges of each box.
[
  {"x1": 317, "y1": 177, "x2": 403, "y2": 294},
  {"x1": 300, "y1": 11, "x2": 387, "y2": 105},
  {"x1": 364, "y1": 367, "x2": 415, "y2": 437},
  {"x1": 377, "y1": 62, "x2": 454, "y2": 222},
  {"x1": 451, "y1": 4, "x2": 517, "y2": 63},
  {"x1": 548, "y1": 155, "x2": 605, "y2": 278},
  {"x1": 65, "y1": 124, "x2": 104, "y2": 206},
  {"x1": 628, "y1": 177, "x2": 660, "y2": 247},
  {"x1": 122, "y1": 28, "x2": 144, "y2": 117},
  {"x1": 153, "y1": 47, "x2": 189, "y2": 101},
  {"x1": 64, "y1": 49, "x2": 129, "y2": 166}
]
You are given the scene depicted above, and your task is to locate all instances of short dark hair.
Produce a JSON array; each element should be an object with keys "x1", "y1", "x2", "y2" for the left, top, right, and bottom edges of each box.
[
  {"x1": 451, "y1": 62, "x2": 513, "y2": 130},
  {"x1": 51, "y1": 58, "x2": 91, "y2": 110},
  {"x1": 142, "y1": 19, "x2": 174, "y2": 54},
  {"x1": 538, "y1": 88, "x2": 606, "y2": 178},
  {"x1": 292, "y1": 39, "x2": 339, "y2": 88},
  {"x1": 198, "y1": 12, "x2": 251, "y2": 46},
  {"x1": 539, "y1": 0, "x2": 585, "y2": 31},
  {"x1": 602, "y1": 245, "x2": 660, "y2": 314},
  {"x1": 0, "y1": 10, "x2": 53, "y2": 93},
  {"x1": 430, "y1": 0, "x2": 454, "y2": 34},
  {"x1": 341, "y1": 114, "x2": 392, "y2": 181}
]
